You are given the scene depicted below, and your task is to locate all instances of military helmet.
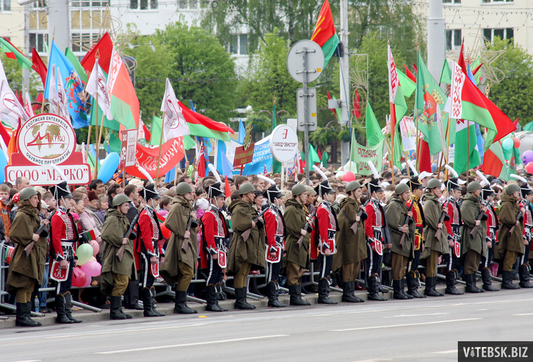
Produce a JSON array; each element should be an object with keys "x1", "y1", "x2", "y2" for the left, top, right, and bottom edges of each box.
[
  {"x1": 346, "y1": 181, "x2": 362, "y2": 192},
  {"x1": 19, "y1": 187, "x2": 38, "y2": 201},
  {"x1": 113, "y1": 194, "x2": 130, "y2": 207},
  {"x1": 239, "y1": 182, "x2": 255, "y2": 195},
  {"x1": 506, "y1": 183, "x2": 520, "y2": 195},
  {"x1": 176, "y1": 182, "x2": 193, "y2": 195},
  {"x1": 467, "y1": 181, "x2": 482, "y2": 193},
  {"x1": 292, "y1": 184, "x2": 307, "y2": 197},
  {"x1": 426, "y1": 178, "x2": 441, "y2": 190},
  {"x1": 395, "y1": 183, "x2": 410, "y2": 195}
]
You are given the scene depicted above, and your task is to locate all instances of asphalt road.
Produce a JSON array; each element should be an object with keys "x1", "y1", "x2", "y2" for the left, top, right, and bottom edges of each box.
[{"x1": 1, "y1": 289, "x2": 533, "y2": 362}]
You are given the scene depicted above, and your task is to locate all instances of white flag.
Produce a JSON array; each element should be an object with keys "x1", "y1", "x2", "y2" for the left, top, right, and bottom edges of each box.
[
  {"x1": 24, "y1": 89, "x2": 34, "y2": 118},
  {"x1": 0, "y1": 58, "x2": 29, "y2": 127},
  {"x1": 56, "y1": 67, "x2": 70, "y2": 119},
  {"x1": 86, "y1": 59, "x2": 112, "y2": 120},
  {"x1": 47, "y1": 64, "x2": 58, "y2": 115},
  {"x1": 160, "y1": 78, "x2": 190, "y2": 142}
]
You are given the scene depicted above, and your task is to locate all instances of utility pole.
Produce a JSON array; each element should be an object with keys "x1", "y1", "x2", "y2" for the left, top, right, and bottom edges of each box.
[
  {"x1": 47, "y1": 0, "x2": 71, "y2": 51},
  {"x1": 428, "y1": 0, "x2": 445, "y2": 82},
  {"x1": 339, "y1": 0, "x2": 350, "y2": 166}
]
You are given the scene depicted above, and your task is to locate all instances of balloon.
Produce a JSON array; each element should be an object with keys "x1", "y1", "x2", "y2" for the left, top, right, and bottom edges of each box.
[
  {"x1": 514, "y1": 138, "x2": 521, "y2": 149},
  {"x1": 336, "y1": 171, "x2": 345, "y2": 180},
  {"x1": 526, "y1": 162, "x2": 533, "y2": 174},
  {"x1": 89, "y1": 239, "x2": 100, "y2": 256},
  {"x1": 81, "y1": 275, "x2": 92, "y2": 288},
  {"x1": 76, "y1": 243, "x2": 93, "y2": 265},
  {"x1": 72, "y1": 267, "x2": 87, "y2": 288},
  {"x1": 342, "y1": 171, "x2": 355, "y2": 182},
  {"x1": 522, "y1": 150, "x2": 533, "y2": 165},
  {"x1": 80, "y1": 260, "x2": 102, "y2": 277},
  {"x1": 90, "y1": 256, "x2": 97, "y2": 262},
  {"x1": 97, "y1": 152, "x2": 120, "y2": 184},
  {"x1": 161, "y1": 222, "x2": 171, "y2": 239},
  {"x1": 502, "y1": 138, "x2": 514, "y2": 150},
  {"x1": 0, "y1": 151, "x2": 7, "y2": 183}
]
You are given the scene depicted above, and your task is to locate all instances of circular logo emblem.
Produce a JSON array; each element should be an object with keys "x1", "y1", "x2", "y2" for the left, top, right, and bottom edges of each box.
[
  {"x1": 18, "y1": 114, "x2": 75, "y2": 166},
  {"x1": 270, "y1": 125, "x2": 298, "y2": 163}
]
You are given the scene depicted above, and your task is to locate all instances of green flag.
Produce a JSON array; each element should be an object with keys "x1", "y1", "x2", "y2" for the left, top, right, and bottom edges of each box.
[
  {"x1": 365, "y1": 102, "x2": 383, "y2": 147},
  {"x1": 308, "y1": 143, "x2": 320, "y2": 164},
  {"x1": 396, "y1": 68, "x2": 416, "y2": 98},
  {"x1": 392, "y1": 84, "x2": 407, "y2": 168},
  {"x1": 350, "y1": 131, "x2": 384, "y2": 175},
  {"x1": 321, "y1": 151, "x2": 329, "y2": 168},
  {"x1": 439, "y1": 58, "x2": 452, "y2": 84},
  {"x1": 272, "y1": 103, "x2": 281, "y2": 174},
  {"x1": 65, "y1": 47, "x2": 88, "y2": 83},
  {"x1": 415, "y1": 51, "x2": 455, "y2": 155}
]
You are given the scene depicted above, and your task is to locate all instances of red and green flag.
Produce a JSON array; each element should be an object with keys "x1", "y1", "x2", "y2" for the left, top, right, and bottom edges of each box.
[
  {"x1": 481, "y1": 141, "x2": 511, "y2": 181},
  {"x1": 0, "y1": 38, "x2": 32, "y2": 69},
  {"x1": 311, "y1": 0, "x2": 339, "y2": 68}
]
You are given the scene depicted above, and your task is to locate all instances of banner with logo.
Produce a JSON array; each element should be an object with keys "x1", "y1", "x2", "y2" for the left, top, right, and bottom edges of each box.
[
  {"x1": 350, "y1": 139, "x2": 384, "y2": 175},
  {"x1": 126, "y1": 137, "x2": 184, "y2": 179},
  {"x1": 242, "y1": 135, "x2": 272, "y2": 175}
]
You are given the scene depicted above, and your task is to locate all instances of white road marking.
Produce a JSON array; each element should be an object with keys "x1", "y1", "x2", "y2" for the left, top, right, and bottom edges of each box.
[
  {"x1": 433, "y1": 350, "x2": 457, "y2": 354},
  {"x1": 95, "y1": 334, "x2": 289, "y2": 355},
  {"x1": 331, "y1": 318, "x2": 482, "y2": 332},
  {"x1": 513, "y1": 313, "x2": 533, "y2": 316},
  {"x1": 389, "y1": 312, "x2": 449, "y2": 318}
]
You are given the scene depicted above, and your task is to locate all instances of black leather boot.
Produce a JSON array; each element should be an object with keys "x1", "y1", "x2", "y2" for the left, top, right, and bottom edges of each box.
[
  {"x1": 401, "y1": 280, "x2": 413, "y2": 298},
  {"x1": 289, "y1": 285, "x2": 311, "y2": 306},
  {"x1": 317, "y1": 278, "x2": 337, "y2": 304},
  {"x1": 342, "y1": 281, "x2": 364, "y2": 303},
  {"x1": 465, "y1": 274, "x2": 484, "y2": 293},
  {"x1": 64, "y1": 292, "x2": 82, "y2": 323},
  {"x1": 367, "y1": 274, "x2": 387, "y2": 301},
  {"x1": 406, "y1": 271, "x2": 425, "y2": 298},
  {"x1": 266, "y1": 282, "x2": 286, "y2": 308},
  {"x1": 425, "y1": 277, "x2": 443, "y2": 297},
  {"x1": 519, "y1": 264, "x2": 533, "y2": 288},
  {"x1": 445, "y1": 270, "x2": 463, "y2": 295},
  {"x1": 16, "y1": 302, "x2": 41, "y2": 327},
  {"x1": 393, "y1": 280, "x2": 409, "y2": 299},
  {"x1": 234, "y1": 287, "x2": 256, "y2": 310},
  {"x1": 110, "y1": 296, "x2": 132, "y2": 319},
  {"x1": 142, "y1": 288, "x2": 162, "y2": 316},
  {"x1": 481, "y1": 267, "x2": 499, "y2": 291},
  {"x1": 56, "y1": 294, "x2": 73, "y2": 324},
  {"x1": 206, "y1": 285, "x2": 227, "y2": 312},
  {"x1": 174, "y1": 291, "x2": 198, "y2": 314},
  {"x1": 149, "y1": 287, "x2": 165, "y2": 316},
  {"x1": 502, "y1": 270, "x2": 520, "y2": 289}
]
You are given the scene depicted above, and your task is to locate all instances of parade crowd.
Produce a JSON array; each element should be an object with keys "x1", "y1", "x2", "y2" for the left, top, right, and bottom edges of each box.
[{"x1": 3, "y1": 162, "x2": 533, "y2": 327}]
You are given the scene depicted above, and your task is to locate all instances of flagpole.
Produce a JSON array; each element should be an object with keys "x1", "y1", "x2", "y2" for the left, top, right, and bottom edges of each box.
[
  {"x1": 94, "y1": 113, "x2": 105, "y2": 179},
  {"x1": 281, "y1": 162, "x2": 285, "y2": 190},
  {"x1": 87, "y1": 89, "x2": 99, "y2": 173},
  {"x1": 404, "y1": 151, "x2": 410, "y2": 177},
  {"x1": 155, "y1": 115, "x2": 164, "y2": 183},
  {"x1": 466, "y1": 120, "x2": 470, "y2": 186},
  {"x1": 390, "y1": 102, "x2": 395, "y2": 185},
  {"x1": 444, "y1": 115, "x2": 452, "y2": 180},
  {"x1": 415, "y1": 114, "x2": 421, "y2": 171}
]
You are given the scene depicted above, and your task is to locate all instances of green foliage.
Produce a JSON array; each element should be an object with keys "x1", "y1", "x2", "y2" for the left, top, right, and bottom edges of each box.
[
  {"x1": 486, "y1": 38, "x2": 533, "y2": 125},
  {"x1": 1, "y1": 53, "x2": 42, "y2": 97}
]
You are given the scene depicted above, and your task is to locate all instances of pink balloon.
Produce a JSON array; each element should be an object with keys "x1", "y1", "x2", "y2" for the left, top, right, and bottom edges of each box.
[
  {"x1": 526, "y1": 162, "x2": 533, "y2": 174},
  {"x1": 514, "y1": 138, "x2": 521, "y2": 149},
  {"x1": 72, "y1": 267, "x2": 87, "y2": 288},
  {"x1": 80, "y1": 260, "x2": 102, "y2": 277},
  {"x1": 342, "y1": 171, "x2": 356, "y2": 182},
  {"x1": 89, "y1": 240, "x2": 100, "y2": 257},
  {"x1": 81, "y1": 276, "x2": 92, "y2": 288}
]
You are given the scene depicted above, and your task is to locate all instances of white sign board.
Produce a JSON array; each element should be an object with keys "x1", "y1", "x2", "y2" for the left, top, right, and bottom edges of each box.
[{"x1": 270, "y1": 125, "x2": 298, "y2": 163}]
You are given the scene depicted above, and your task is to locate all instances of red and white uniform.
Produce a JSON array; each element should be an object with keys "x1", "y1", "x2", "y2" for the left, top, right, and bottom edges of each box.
[
  {"x1": 200, "y1": 206, "x2": 229, "y2": 269},
  {"x1": 312, "y1": 202, "x2": 337, "y2": 258},
  {"x1": 521, "y1": 199, "x2": 533, "y2": 242},
  {"x1": 365, "y1": 199, "x2": 385, "y2": 255},
  {"x1": 264, "y1": 205, "x2": 285, "y2": 263},
  {"x1": 485, "y1": 202, "x2": 499, "y2": 243},
  {"x1": 444, "y1": 197, "x2": 462, "y2": 258},
  {"x1": 406, "y1": 197, "x2": 424, "y2": 250},
  {"x1": 51, "y1": 208, "x2": 78, "y2": 260},
  {"x1": 134, "y1": 206, "x2": 163, "y2": 271}
]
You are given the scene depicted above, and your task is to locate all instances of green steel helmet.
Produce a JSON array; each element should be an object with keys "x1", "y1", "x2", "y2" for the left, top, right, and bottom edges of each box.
[
  {"x1": 176, "y1": 182, "x2": 193, "y2": 195},
  {"x1": 467, "y1": 181, "x2": 482, "y2": 193},
  {"x1": 346, "y1": 181, "x2": 362, "y2": 193},
  {"x1": 238, "y1": 183, "x2": 255, "y2": 195},
  {"x1": 426, "y1": 178, "x2": 442, "y2": 190},
  {"x1": 19, "y1": 187, "x2": 38, "y2": 201},
  {"x1": 291, "y1": 184, "x2": 308, "y2": 197},
  {"x1": 395, "y1": 183, "x2": 410, "y2": 195},
  {"x1": 112, "y1": 194, "x2": 130, "y2": 207},
  {"x1": 506, "y1": 183, "x2": 520, "y2": 195}
]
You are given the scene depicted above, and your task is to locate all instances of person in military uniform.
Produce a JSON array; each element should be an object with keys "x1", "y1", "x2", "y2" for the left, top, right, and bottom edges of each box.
[
  {"x1": 443, "y1": 178, "x2": 464, "y2": 295},
  {"x1": 160, "y1": 182, "x2": 199, "y2": 314},
  {"x1": 313, "y1": 179, "x2": 338, "y2": 305},
  {"x1": 262, "y1": 179, "x2": 286, "y2": 308},
  {"x1": 49, "y1": 181, "x2": 82, "y2": 324},
  {"x1": 386, "y1": 183, "x2": 415, "y2": 300},
  {"x1": 333, "y1": 181, "x2": 366, "y2": 303},
  {"x1": 460, "y1": 181, "x2": 487, "y2": 293},
  {"x1": 101, "y1": 194, "x2": 137, "y2": 319},
  {"x1": 7, "y1": 187, "x2": 48, "y2": 327},
  {"x1": 495, "y1": 183, "x2": 524, "y2": 289},
  {"x1": 227, "y1": 183, "x2": 265, "y2": 310},
  {"x1": 518, "y1": 182, "x2": 533, "y2": 288},
  {"x1": 405, "y1": 176, "x2": 425, "y2": 298},
  {"x1": 135, "y1": 184, "x2": 165, "y2": 317},
  {"x1": 364, "y1": 178, "x2": 389, "y2": 301},
  {"x1": 283, "y1": 184, "x2": 311, "y2": 306},
  {"x1": 200, "y1": 182, "x2": 229, "y2": 312},
  {"x1": 480, "y1": 185, "x2": 499, "y2": 291},
  {"x1": 422, "y1": 178, "x2": 448, "y2": 297}
]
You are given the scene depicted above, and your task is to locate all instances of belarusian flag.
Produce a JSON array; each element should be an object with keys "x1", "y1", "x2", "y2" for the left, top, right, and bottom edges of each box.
[
  {"x1": 311, "y1": 0, "x2": 339, "y2": 68},
  {"x1": 481, "y1": 141, "x2": 510, "y2": 181},
  {"x1": 107, "y1": 48, "x2": 139, "y2": 130},
  {"x1": 0, "y1": 38, "x2": 32, "y2": 69},
  {"x1": 453, "y1": 119, "x2": 480, "y2": 174},
  {"x1": 388, "y1": 45, "x2": 406, "y2": 168},
  {"x1": 415, "y1": 51, "x2": 454, "y2": 155}
]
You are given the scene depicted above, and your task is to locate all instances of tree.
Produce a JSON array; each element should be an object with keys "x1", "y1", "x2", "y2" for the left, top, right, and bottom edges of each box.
[{"x1": 485, "y1": 38, "x2": 533, "y2": 126}]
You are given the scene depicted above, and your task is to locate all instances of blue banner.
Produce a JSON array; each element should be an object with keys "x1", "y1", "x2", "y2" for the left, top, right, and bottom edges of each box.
[{"x1": 242, "y1": 136, "x2": 272, "y2": 175}]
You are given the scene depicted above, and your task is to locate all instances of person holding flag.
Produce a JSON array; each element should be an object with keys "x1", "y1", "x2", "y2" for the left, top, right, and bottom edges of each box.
[
  {"x1": 406, "y1": 176, "x2": 426, "y2": 298},
  {"x1": 135, "y1": 184, "x2": 165, "y2": 317}
]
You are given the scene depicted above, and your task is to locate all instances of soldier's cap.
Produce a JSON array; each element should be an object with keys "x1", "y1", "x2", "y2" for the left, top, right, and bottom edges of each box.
[
  {"x1": 447, "y1": 177, "x2": 464, "y2": 191},
  {"x1": 314, "y1": 180, "x2": 334, "y2": 197},
  {"x1": 207, "y1": 182, "x2": 225, "y2": 199},
  {"x1": 346, "y1": 181, "x2": 362, "y2": 192},
  {"x1": 395, "y1": 183, "x2": 410, "y2": 195},
  {"x1": 481, "y1": 185, "x2": 494, "y2": 199},
  {"x1": 368, "y1": 178, "x2": 383, "y2": 193},
  {"x1": 264, "y1": 184, "x2": 282, "y2": 202},
  {"x1": 49, "y1": 181, "x2": 72, "y2": 200},
  {"x1": 520, "y1": 182, "x2": 532, "y2": 197},
  {"x1": 426, "y1": 178, "x2": 441, "y2": 190},
  {"x1": 408, "y1": 176, "x2": 423, "y2": 190},
  {"x1": 141, "y1": 184, "x2": 161, "y2": 200},
  {"x1": 419, "y1": 171, "x2": 433, "y2": 180},
  {"x1": 467, "y1": 181, "x2": 482, "y2": 193},
  {"x1": 506, "y1": 183, "x2": 520, "y2": 195}
]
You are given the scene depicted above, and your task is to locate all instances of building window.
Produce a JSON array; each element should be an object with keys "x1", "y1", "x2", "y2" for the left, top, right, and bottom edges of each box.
[
  {"x1": 72, "y1": 33, "x2": 98, "y2": 52},
  {"x1": 0, "y1": 0, "x2": 10, "y2": 11},
  {"x1": 32, "y1": 0, "x2": 47, "y2": 8},
  {"x1": 446, "y1": 29, "x2": 461, "y2": 51},
  {"x1": 71, "y1": 0, "x2": 110, "y2": 6},
  {"x1": 29, "y1": 33, "x2": 48, "y2": 53},
  {"x1": 482, "y1": 0, "x2": 513, "y2": 3},
  {"x1": 130, "y1": 0, "x2": 158, "y2": 9},
  {"x1": 239, "y1": 34, "x2": 247, "y2": 55},
  {"x1": 178, "y1": 0, "x2": 199, "y2": 9},
  {"x1": 442, "y1": 0, "x2": 461, "y2": 4},
  {"x1": 483, "y1": 28, "x2": 514, "y2": 43}
]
